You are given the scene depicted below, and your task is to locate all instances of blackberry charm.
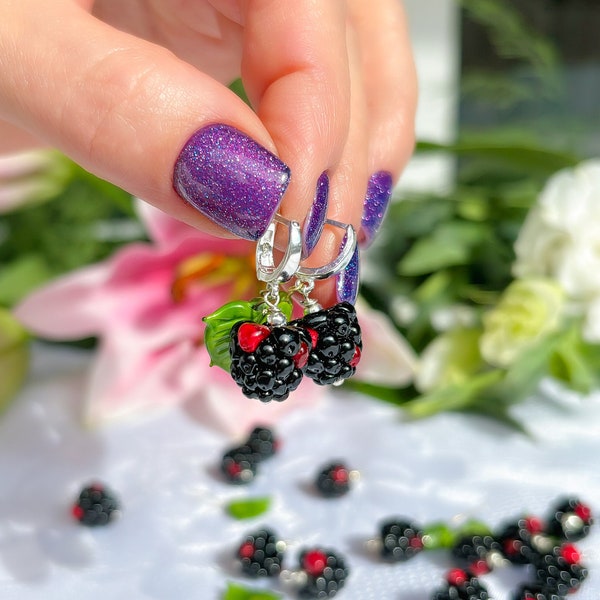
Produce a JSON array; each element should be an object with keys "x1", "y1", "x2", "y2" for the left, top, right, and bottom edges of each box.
[{"x1": 292, "y1": 220, "x2": 362, "y2": 386}]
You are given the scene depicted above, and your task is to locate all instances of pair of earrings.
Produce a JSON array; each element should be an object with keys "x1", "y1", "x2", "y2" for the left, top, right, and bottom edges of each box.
[{"x1": 204, "y1": 216, "x2": 362, "y2": 402}]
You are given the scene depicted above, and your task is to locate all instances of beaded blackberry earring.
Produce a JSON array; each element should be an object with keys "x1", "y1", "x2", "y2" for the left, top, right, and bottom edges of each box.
[
  {"x1": 291, "y1": 220, "x2": 363, "y2": 386},
  {"x1": 227, "y1": 216, "x2": 314, "y2": 402}
]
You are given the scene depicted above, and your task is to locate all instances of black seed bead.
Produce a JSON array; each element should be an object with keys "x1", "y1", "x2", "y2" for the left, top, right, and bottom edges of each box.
[
  {"x1": 220, "y1": 446, "x2": 258, "y2": 484},
  {"x1": 512, "y1": 584, "x2": 563, "y2": 600},
  {"x1": 451, "y1": 534, "x2": 501, "y2": 570},
  {"x1": 547, "y1": 497, "x2": 593, "y2": 541},
  {"x1": 245, "y1": 426, "x2": 278, "y2": 460},
  {"x1": 237, "y1": 528, "x2": 284, "y2": 578},
  {"x1": 379, "y1": 519, "x2": 424, "y2": 562},
  {"x1": 534, "y1": 545, "x2": 588, "y2": 596},
  {"x1": 298, "y1": 549, "x2": 350, "y2": 599},
  {"x1": 73, "y1": 483, "x2": 120, "y2": 527},
  {"x1": 230, "y1": 322, "x2": 312, "y2": 402},
  {"x1": 293, "y1": 302, "x2": 362, "y2": 386},
  {"x1": 431, "y1": 577, "x2": 489, "y2": 600},
  {"x1": 315, "y1": 462, "x2": 352, "y2": 498}
]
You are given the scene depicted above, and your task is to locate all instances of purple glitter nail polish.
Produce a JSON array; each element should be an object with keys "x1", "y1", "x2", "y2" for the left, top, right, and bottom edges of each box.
[
  {"x1": 336, "y1": 241, "x2": 359, "y2": 305},
  {"x1": 359, "y1": 171, "x2": 393, "y2": 248},
  {"x1": 302, "y1": 171, "x2": 329, "y2": 258},
  {"x1": 173, "y1": 124, "x2": 291, "y2": 241}
]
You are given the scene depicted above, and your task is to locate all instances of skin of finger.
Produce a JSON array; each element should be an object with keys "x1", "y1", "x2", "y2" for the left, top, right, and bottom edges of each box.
[
  {"x1": 0, "y1": 0, "x2": 283, "y2": 236},
  {"x1": 240, "y1": 0, "x2": 351, "y2": 227},
  {"x1": 347, "y1": 0, "x2": 418, "y2": 176},
  {"x1": 91, "y1": 0, "x2": 244, "y2": 85},
  {"x1": 0, "y1": 120, "x2": 44, "y2": 153}
]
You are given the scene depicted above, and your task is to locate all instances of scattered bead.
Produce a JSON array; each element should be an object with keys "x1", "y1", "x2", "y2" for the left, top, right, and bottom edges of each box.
[
  {"x1": 220, "y1": 446, "x2": 258, "y2": 485},
  {"x1": 315, "y1": 462, "x2": 358, "y2": 498},
  {"x1": 547, "y1": 497, "x2": 593, "y2": 541},
  {"x1": 431, "y1": 568, "x2": 490, "y2": 600},
  {"x1": 71, "y1": 482, "x2": 120, "y2": 527},
  {"x1": 297, "y1": 547, "x2": 350, "y2": 599},
  {"x1": 236, "y1": 528, "x2": 285, "y2": 578},
  {"x1": 379, "y1": 519, "x2": 424, "y2": 562}
]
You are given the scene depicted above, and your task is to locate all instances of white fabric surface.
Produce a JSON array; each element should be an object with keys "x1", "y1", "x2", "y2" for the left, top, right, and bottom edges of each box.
[{"x1": 0, "y1": 345, "x2": 598, "y2": 600}]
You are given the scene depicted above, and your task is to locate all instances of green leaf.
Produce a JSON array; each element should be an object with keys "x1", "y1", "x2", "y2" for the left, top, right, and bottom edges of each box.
[
  {"x1": 203, "y1": 300, "x2": 257, "y2": 372},
  {"x1": 222, "y1": 582, "x2": 281, "y2": 600},
  {"x1": 0, "y1": 254, "x2": 53, "y2": 307},
  {"x1": 203, "y1": 296, "x2": 294, "y2": 373},
  {"x1": 422, "y1": 522, "x2": 456, "y2": 549},
  {"x1": 225, "y1": 497, "x2": 271, "y2": 520},
  {"x1": 399, "y1": 221, "x2": 487, "y2": 276},
  {"x1": 402, "y1": 370, "x2": 505, "y2": 419},
  {"x1": 228, "y1": 79, "x2": 251, "y2": 107},
  {"x1": 0, "y1": 308, "x2": 30, "y2": 413},
  {"x1": 548, "y1": 325, "x2": 599, "y2": 394},
  {"x1": 456, "y1": 519, "x2": 493, "y2": 538},
  {"x1": 416, "y1": 140, "x2": 579, "y2": 175}
]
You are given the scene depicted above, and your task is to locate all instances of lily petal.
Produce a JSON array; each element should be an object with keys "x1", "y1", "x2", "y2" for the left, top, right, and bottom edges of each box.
[
  {"x1": 14, "y1": 263, "x2": 109, "y2": 339},
  {"x1": 354, "y1": 299, "x2": 417, "y2": 387}
]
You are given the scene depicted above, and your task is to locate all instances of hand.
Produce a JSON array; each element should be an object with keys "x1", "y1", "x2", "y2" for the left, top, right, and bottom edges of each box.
[{"x1": 0, "y1": 0, "x2": 416, "y2": 304}]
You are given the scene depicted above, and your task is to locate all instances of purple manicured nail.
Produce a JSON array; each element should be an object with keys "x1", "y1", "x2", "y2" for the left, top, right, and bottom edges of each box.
[
  {"x1": 173, "y1": 124, "x2": 291, "y2": 241},
  {"x1": 302, "y1": 171, "x2": 329, "y2": 258},
  {"x1": 336, "y1": 240, "x2": 359, "y2": 305},
  {"x1": 359, "y1": 171, "x2": 393, "y2": 248}
]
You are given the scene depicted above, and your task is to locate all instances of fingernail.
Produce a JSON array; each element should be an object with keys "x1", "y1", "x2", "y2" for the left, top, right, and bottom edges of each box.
[
  {"x1": 359, "y1": 171, "x2": 393, "y2": 248},
  {"x1": 302, "y1": 171, "x2": 329, "y2": 258},
  {"x1": 336, "y1": 239, "x2": 359, "y2": 305},
  {"x1": 173, "y1": 124, "x2": 291, "y2": 241}
]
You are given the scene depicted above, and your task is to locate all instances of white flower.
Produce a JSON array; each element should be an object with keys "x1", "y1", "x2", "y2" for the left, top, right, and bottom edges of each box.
[
  {"x1": 480, "y1": 278, "x2": 564, "y2": 368},
  {"x1": 513, "y1": 159, "x2": 600, "y2": 301},
  {"x1": 415, "y1": 328, "x2": 483, "y2": 393}
]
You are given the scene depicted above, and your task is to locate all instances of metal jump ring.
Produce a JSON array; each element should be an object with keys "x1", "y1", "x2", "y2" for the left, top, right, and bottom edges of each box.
[
  {"x1": 256, "y1": 215, "x2": 302, "y2": 283},
  {"x1": 296, "y1": 220, "x2": 356, "y2": 280}
]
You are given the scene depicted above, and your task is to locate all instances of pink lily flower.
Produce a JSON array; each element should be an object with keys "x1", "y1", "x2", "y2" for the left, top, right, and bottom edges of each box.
[{"x1": 15, "y1": 202, "x2": 415, "y2": 434}]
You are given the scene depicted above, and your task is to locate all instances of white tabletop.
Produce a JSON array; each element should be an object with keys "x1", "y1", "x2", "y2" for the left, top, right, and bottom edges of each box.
[{"x1": 0, "y1": 344, "x2": 598, "y2": 600}]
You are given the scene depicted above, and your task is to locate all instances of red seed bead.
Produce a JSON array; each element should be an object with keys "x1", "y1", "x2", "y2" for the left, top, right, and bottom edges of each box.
[
  {"x1": 306, "y1": 328, "x2": 319, "y2": 348},
  {"x1": 575, "y1": 503, "x2": 592, "y2": 522},
  {"x1": 447, "y1": 568, "x2": 468, "y2": 587},
  {"x1": 238, "y1": 542, "x2": 255, "y2": 559},
  {"x1": 349, "y1": 346, "x2": 361, "y2": 368},
  {"x1": 237, "y1": 323, "x2": 271, "y2": 353},
  {"x1": 331, "y1": 466, "x2": 349, "y2": 484},
  {"x1": 303, "y1": 550, "x2": 328, "y2": 577},
  {"x1": 293, "y1": 342, "x2": 310, "y2": 369},
  {"x1": 524, "y1": 516, "x2": 545, "y2": 534},
  {"x1": 71, "y1": 505, "x2": 84, "y2": 520},
  {"x1": 561, "y1": 543, "x2": 581, "y2": 565}
]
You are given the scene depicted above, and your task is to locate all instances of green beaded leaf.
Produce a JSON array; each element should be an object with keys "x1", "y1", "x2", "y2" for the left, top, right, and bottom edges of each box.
[
  {"x1": 222, "y1": 582, "x2": 281, "y2": 600},
  {"x1": 421, "y1": 522, "x2": 457, "y2": 549},
  {"x1": 203, "y1": 295, "x2": 294, "y2": 373},
  {"x1": 203, "y1": 300, "x2": 257, "y2": 372},
  {"x1": 457, "y1": 519, "x2": 493, "y2": 537},
  {"x1": 225, "y1": 496, "x2": 271, "y2": 520}
]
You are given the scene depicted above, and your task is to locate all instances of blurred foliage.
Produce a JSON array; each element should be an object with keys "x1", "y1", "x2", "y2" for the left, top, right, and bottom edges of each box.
[
  {"x1": 353, "y1": 0, "x2": 598, "y2": 427},
  {"x1": 0, "y1": 158, "x2": 141, "y2": 308}
]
